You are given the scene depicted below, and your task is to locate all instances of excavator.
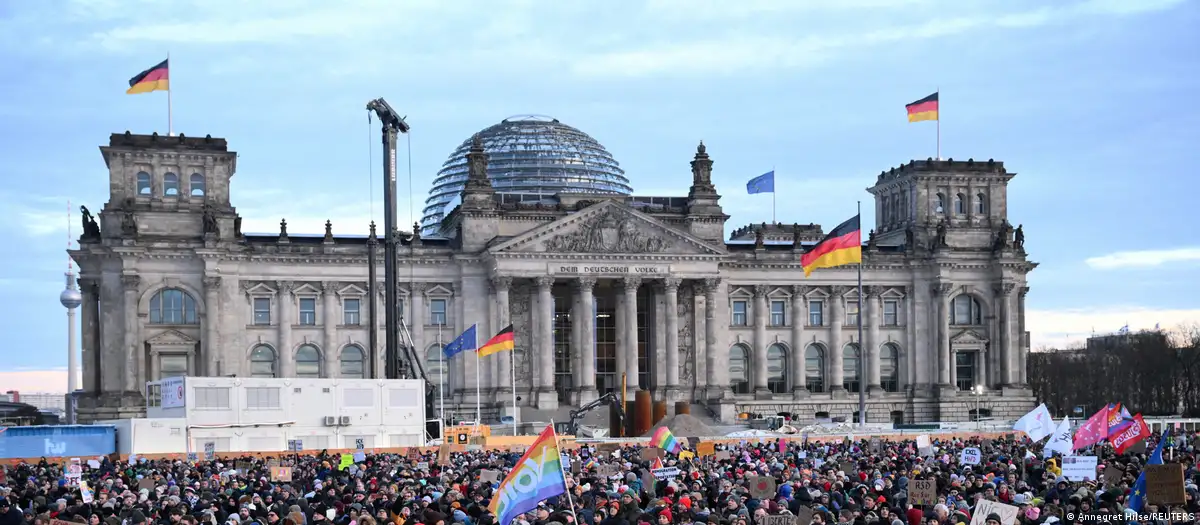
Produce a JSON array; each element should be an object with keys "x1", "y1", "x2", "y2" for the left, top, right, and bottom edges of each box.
[{"x1": 562, "y1": 392, "x2": 628, "y2": 437}]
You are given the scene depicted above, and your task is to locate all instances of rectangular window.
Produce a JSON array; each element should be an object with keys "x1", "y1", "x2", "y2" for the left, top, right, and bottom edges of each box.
[
  {"x1": 808, "y1": 300, "x2": 824, "y2": 326},
  {"x1": 343, "y1": 299, "x2": 361, "y2": 325},
  {"x1": 883, "y1": 300, "x2": 899, "y2": 326},
  {"x1": 299, "y1": 297, "x2": 316, "y2": 325},
  {"x1": 160, "y1": 354, "x2": 189, "y2": 379},
  {"x1": 194, "y1": 387, "x2": 231, "y2": 410},
  {"x1": 430, "y1": 298, "x2": 447, "y2": 326},
  {"x1": 342, "y1": 388, "x2": 374, "y2": 408},
  {"x1": 770, "y1": 300, "x2": 786, "y2": 327},
  {"x1": 731, "y1": 300, "x2": 748, "y2": 326},
  {"x1": 846, "y1": 300, "x2": 860, "y2": 326},
  {"x1": 253, "y1": 298, "x2": 271, "y2": 325},
  {"x1": 145, "y1": 384, "x2": 161, "y2": 407},
  {"x1": 245, "y1": 387, "x2": 281, "y2": 410}
]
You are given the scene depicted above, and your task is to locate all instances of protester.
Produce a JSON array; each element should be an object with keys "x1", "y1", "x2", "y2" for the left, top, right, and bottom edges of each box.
[{"x1": 0, "y1": 433, "x2": 1196, "y2": 525}]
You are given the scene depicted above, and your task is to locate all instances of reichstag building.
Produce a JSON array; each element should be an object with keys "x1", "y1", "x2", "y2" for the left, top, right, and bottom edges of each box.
[{"x1": 71, "y1": 116, "x2": 1036, "y2": 424}]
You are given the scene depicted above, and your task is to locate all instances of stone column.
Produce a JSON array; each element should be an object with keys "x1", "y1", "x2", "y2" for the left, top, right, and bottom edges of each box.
[
  {"x1": 934, "y1": 283, "x2": 953, "y2": 389},
  {"x1": 703, "y1": 278, "x2": 723, "y2": 399},
  {"x1": 1018, "y1": 286, "x2": 1030, "y2": 385},
  {"x1": 322, "y1": 281, "x2": 338, "y2": 377},
  {"x1": 203, "y1": 276, "x2": 222, "y2": 376},
  {"x1": 662, "y1": 277, "x2": 680, "y2": 399},
  {"x1": 976, "y1": 349, "x2": 987, "y2": 389},
  {"x1": 867, "y1": 287, "x2": 883, "y2": 393},
  {"x1": 995, "y1": 282, "x2": 1016, "y2": 385},
  {"x1": 80, "y1": 278, "x2": 99, "y2": 393},
  {"x1": 790, "y1": 285, "x2": 807, "y2": 398},
  {"x1": 121, "y1": 275, "x2": 140, "y2": 392},
  {"x1": 410, "y1": 283, "x2": 426, "y2": 375},
  {"x1": 277, "y1": 281, "x2": 295, "y2": 377},
  {"x1": 577, "y1": 277, "x2": 598, "y2": 403},
  {"x1": 752, "y1": 285, "x2": 770, "y2": 398},
  {"x1": 535, "y1": 276, "x2": 558, "y2": 409},
  {"x1": 614, "y1": 290, "x2": 625, "y2": 388},
  {"x1": 829, "y1": 287, "x2": 846, "y2": 394},
  {"x1": 622, "y1": 277, "x2": 641, "y2": 397},
  {"x1": 150, "y1": 349, "x2": 161, "y2": 380},
  {"x1": 491, "y1": 277, "x2": 513, "y2": 399}
]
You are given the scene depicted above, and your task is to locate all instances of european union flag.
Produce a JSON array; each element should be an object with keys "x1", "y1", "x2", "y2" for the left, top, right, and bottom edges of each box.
[
  {"x1": 1127, "y1": 430, "x2": 1167, "y2": 513},
  {"x1": 746, "y1": 171, "x2": 775, "y2": 194},
  {"x1": 442, "y1": 324, "x2": 477, "y2": 358}
]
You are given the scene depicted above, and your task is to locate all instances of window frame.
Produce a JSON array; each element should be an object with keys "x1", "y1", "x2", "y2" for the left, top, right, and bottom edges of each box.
[
  {"x1": 148, "y1": 288, "x2": 199, "y2": 325},
  {"x1": 339, "y1": 345, "x2": 367, "y2": 378},
  {"x1": 298, "y1": 297, "x2": 317, "y2": 326},
  {"x1": 429, "y1": 298, "x2": 448, "y2": 326},
  {"x1": 163, "y1": 172, "x2": 180, "y2": 196},
  {"x1": 189, "y1": 173, "x2": 206, "y2": 197},
  {"x1": 729, "y1": 344, "x2": 750, "y2": 394},
  {"x1": 951, "y1": 295, "x2": 983, "y2": 325},
  {"x1": 804, "y1": 344, "x2": 825, "y2": 393},
  {"x1": 252, "y1": 297, "x2": 272, "y2": 326},
  {"x1": 731, "y1": 300, "x2": 748, "y2": 326},
  {"x1": 137, "y1": 171, "x2": 152, "y2": 195},
  {"x1": 766, "y1": 344, "x2": 787, "y2": 394},
  {"x1": 295, "y1": 344, "x2": 322, "y2": 378},
  {"x1": 343, "y1": 298, "x2": 361, "y2": 326},
  {"x1": 808, "y1": 300, "x2": 824, "y2": 327},
  {"x1": 249, "y1": 345, "x2": 277, "y2": 378},
  {"x1": 769, "y1": 300, "x2": 786, "y2": 327},
  {"x1": 845, "y1": 299, "x2": 860, "y2": 326},
  {"x1": 883, "y1": 299, "x2": 900, "y2": 326}
]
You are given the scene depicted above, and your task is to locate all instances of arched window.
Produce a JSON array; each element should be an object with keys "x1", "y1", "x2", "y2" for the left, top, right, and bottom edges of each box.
[
  {"x1": 148, "y1": 288, "x2": 199, "y2": 325},
  {"x1": 935, "y1": 193, "x2": 946, "y2": 214},
  {"x1": 729, "y1": 344, "x2": 750, "y2": 394},
  {"x1": 880, "y1": 343, "x2": 900, "y2": 392},
  {"x1": 951, "y1": 295, "x2": 983, "y2": 325},
  {"x1": 190, "y1": 173, "x2": 205, "y2": 197},
  {"x1": 340, "y1": 345, "x2": 366, "y2": 378},
  {"x1": 975, "y1": 193, "x2": 986, "y2": 214},
  {"x1": 843, "y1": 343, "x2": 861, "y2": 392},
  {"x1": 426, "y1": 344, "x2": 447, "y2": 398},
  {"x1": 250, "y1": 345, "x2": 277, "y2": 378},
  {"x1": 163, "y1": 172, "x2": 179, "y2": 196},
  {"x1": 296, "y1": 345, "x2": 321, "y2": 378},
  {"x1": 137, "y1": 171, "x2": 152, "y2": 195},
  {"x1": 804, "y1": 344, "x2": 825, "y2": 393},
  {"x1": 954, "y1": 193, "x2": 966, "y2": 215},
  {"x1": 766, "y1": 343, "x2": 788, "y2": 394}
]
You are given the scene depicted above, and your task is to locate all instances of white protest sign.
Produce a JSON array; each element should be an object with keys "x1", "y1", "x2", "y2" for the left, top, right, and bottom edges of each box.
[
  {"x1": 651, "y1": 467, "x2": 680, "y2": 479},
  {"x1": 1061, "y1": 456, "x2": 1098, "y2": 482},
  {"x1": 970, "y1": 500, "x2": 1019, "y2": 525},
  {"x1": 959, "y1": 447, "x2": 982, "y2": 466}
]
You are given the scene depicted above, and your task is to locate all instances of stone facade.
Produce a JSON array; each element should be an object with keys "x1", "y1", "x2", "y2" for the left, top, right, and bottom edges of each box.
[{"x1": 71, "y1": 133, "x2": 1037, "y2": 424}]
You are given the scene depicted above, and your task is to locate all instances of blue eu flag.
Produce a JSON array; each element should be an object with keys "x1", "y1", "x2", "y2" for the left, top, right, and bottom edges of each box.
[
  {"x1": 442, "y1": 324, "x2": 477, "y2": 358},
  {"x1": 746, "y1": 171, "x2": 775, "y2": 194},
  {"x1": 1127, "y1": 430, "x2": 1167, "y2": 513}
]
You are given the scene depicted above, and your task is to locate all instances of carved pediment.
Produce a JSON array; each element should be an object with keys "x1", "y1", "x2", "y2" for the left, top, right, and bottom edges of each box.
[
  {"x1": 950, "y1": 329, "x2": 988, "y2": 345},
  {"x1": 490, "y1": 201, "x2": 723, "y2": 255},
  {"x1": 146, "y1": 329, "x2": 198, "y2": 347}
]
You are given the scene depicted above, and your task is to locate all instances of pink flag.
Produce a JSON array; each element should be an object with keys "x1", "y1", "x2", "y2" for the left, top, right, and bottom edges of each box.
[{"x1": 1073, "y1": 406, "x2": 1109, "y2": 450}]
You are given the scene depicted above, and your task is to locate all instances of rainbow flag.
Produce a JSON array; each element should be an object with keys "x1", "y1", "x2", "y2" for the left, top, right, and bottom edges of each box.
[
  {"x1": 651, "y1": 457, "x2": 664, "y2": 470},
  {"x1": 650, "y1": 427, "x2": 683, "y2": 454},
  {"x1": 488, "y1": 424, "x2": 567, "y2": 525}
]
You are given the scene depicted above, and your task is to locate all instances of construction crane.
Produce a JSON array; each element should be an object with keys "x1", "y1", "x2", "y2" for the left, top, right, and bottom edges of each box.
[
  {"x1": 563, "y1": 392, "x2": 627, "y2": 437},
  {"x1": 365, "y1": 98, "x2": 436, "y2": 433}
]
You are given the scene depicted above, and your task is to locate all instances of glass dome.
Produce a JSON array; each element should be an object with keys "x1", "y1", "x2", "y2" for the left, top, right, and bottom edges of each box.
[{"x1": 420, "y1": 115, "x2": 632, "y2": 234}]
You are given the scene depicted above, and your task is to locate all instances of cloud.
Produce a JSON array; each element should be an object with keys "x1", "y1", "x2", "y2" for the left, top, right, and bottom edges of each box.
[
  {"x1": 0, "y1": 193, "x2": 78, "y2": 238},
  {"x1": 0, "y1": 369, "x2": 74, "y2": 394},
  {"x1": 1026, "y1": 306, "x2": 1200, "y2": 349},
  {"x1": 1085, "y1": 247, "x2": 1200, "y2": 270}
]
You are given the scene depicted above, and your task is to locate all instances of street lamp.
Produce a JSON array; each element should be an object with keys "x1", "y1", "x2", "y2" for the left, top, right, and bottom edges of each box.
[{"x1": 972, "y1": 385, "x2": 985, "y2": 431}]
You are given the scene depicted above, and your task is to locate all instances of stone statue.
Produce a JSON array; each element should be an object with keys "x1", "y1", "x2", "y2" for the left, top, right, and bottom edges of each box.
[
  {"x1": 792, "y1": 223, "x2": 802, "y2": 247},
  {"x1": 324, "y1": 220, "x2": 333, "y2": 242},
  {"x1": 202, "y1": 205, "x2": 219, "y2": 235},
  {"x1": 79, "y1": 206, "x2": 101, "y2": 239},
  {"x1": 1014, "y1": 224, "x2": 1025, "y2": 250},
  {"x1": 121, "y1": 208, "x2": 138, "y2": 236},
  {"x1": 279, "y1": 219, "x2": 289, "y2": 241},
  {"x1": 867, "y1": 229, "x2": 877, "y2": 250},
  {"x1": 904, "y1": 226, "x2": 914, "y2": 249},
  {"x1": 935, "y1": 220, "x2": 948, "y2": 248},
  {"x1": 410, "y1": 221, "x2": 422, "y2": 245},
  {"x1": 754, "y1": 228, "x2": 765, "y2": 249},
  {"x1": 233, "y1": 216, "x2": 243, "y2": 238}
]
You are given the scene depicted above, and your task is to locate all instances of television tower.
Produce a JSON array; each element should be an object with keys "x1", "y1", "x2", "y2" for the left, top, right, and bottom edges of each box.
[{"x1": 60, "y1": 201, "x2": 82, "y2": 395}]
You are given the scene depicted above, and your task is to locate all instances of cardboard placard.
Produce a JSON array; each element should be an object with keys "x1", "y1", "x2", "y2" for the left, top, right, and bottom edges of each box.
[
  {"x1": 969, "y1": 500, "x2": 1018, "y2": 525},
  {"x1": 715, "y1": 450, "x2": 732, "y2": 460},
  {"x1": 480, "y1": 469, "x2": 501, "y2": 483},
  {"x1": 1103, "y1": 465, "x2": 1123, "y2": 487},
  {"x1": 640, "y1": 447, "x2": 663, "y2": 460},
  {"x1": 406, "y1": 447, "x2": 421, "y2": 460},
  {"x1": 869, "y1": 437, "x2": 882, "y2": 454},
  {"x1": 909, "y1": 479, "x2": 937, "y2": 506},
  {"x1": 138, "y1": 478, "x2": 155, "y2": 491},
  {"x1": 437, "y1": 443, "x2": 452, "y2": 465},
  {"x1": 270, "y1": 466, "x2": 292, "y2": 482},
  {"x1": 696, "y1": 442, "x2": 716, "y2": 457},
  {"x1": 793, "y1": 508, "x2": 813, "y2": 525},
  {"x1": 758, "y1": 516, "x2": 793, "y2": 525},
  {"x1": 596, "y1": 443, "x2": 621, "y2": 455},
  {"x1": 748, "y1": 475, "x2": 776, "y2": 499},
  {"x1": 1144, "y1": 463, "x2": 1186, "y2": 505},
  {"x1": 678, "y1": 450, "x2": 695, "y2": 461}
]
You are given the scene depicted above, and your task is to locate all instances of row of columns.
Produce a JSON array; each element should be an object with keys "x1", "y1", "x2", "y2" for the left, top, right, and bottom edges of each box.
[{"x1": 932, "y1": 282, "x2": 1023, "y2": 390}]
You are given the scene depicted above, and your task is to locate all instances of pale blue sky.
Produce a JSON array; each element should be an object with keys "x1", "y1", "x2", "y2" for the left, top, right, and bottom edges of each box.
[{"x1": 1, "y1": 0, "x2": 1197, "y2": 390}]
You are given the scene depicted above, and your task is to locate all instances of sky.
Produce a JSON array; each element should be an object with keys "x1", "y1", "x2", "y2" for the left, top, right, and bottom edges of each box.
[{"x1": 1, "y1": 0, "x2": 1198, "y2": 393}]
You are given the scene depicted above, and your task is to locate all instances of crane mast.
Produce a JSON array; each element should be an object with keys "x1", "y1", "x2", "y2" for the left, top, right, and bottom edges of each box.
[{"x1": 365, "y1": 98, "x2": 411, "y2": 381}]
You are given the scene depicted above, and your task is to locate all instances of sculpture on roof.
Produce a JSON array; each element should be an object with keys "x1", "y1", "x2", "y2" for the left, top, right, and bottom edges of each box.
[
  {"x1": 202, "y1": 205, "x2": 219, "y2": 235},
  {"x1": 79, "y1": 206, "x2": 101, "y2": 239},
  {"x1": 754, "y1": 229, "x2": 765, "y2": 249},
  {"x1": 1014, "y1": 224, "x2": 1025, "y2": 251}
]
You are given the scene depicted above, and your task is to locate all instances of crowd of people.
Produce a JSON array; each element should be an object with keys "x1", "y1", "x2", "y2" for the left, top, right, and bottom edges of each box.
[{"x1": 1, "y1": 433, "x2": 1197, "y2": 525}]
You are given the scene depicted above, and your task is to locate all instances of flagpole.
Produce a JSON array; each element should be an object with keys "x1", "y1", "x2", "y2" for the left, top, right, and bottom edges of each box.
[
  {"x1": 857, "y1": 200, "x2": 866, "y2": 428},
  {"x1": 551, "y1": 422, "x2": 580, "y2": 524},
  {"x1": 475, "y1": 324, "x2": 481, "y2": 426},
  {"x1": 772, "y1": 166, "x2": 776, "y2": 224},
  {"x1": 510, "y1": 346, "x2": 519, "y2": 434},
  {"x1": 438, "y1": 324, "x2": 444, "y2": 426},
  {"x1": 935, "y1": 88, "x2": 940, "y2": 160},
  {"x1": 167, "y1": 52, "x2": 173, "y2": 137}
]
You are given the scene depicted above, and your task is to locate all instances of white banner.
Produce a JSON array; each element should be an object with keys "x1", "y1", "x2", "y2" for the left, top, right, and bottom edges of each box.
[
  {"x1": 161, "y1": 377, "x2": 186, "y2": 408},
  {"x1": 959, "y1": 447, "x2": 982, "y2": 466},
  {"x1": 1061, "y1": 455, "x2": 1098, "y2": 481}
]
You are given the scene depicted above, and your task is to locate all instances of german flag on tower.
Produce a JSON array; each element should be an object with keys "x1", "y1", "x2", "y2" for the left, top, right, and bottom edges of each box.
[
  {"x1": 126, "y1": 59, "x2": 169, "y2": 94},
  {"x1": 800, "y1": 215, "x2": 862, "y2": 277},
  {"x1": 477, "y1": 325, "x2": 515, "y2": 357},
  {"x1": 905, "y1": 92, "x2": 939, "y2": 122}
]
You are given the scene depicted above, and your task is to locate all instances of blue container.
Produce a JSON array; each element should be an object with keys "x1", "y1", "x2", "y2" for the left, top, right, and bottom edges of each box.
[{"x1": 0, "y1": 425, "x2": 116, "y2": 459}]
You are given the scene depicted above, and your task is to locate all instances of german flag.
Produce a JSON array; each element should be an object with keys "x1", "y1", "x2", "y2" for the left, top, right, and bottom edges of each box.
[
  {"x1": 477, "y1": 324, "x2": 515, "y2": 357},
  {"x1": 905, "y1": 92, "x2": 938, "y2": 122},
  {"x1": 800, "y1": 214, "x2": 862, "y2": 277},
  {"x1": 127, "y1": 59, "x2": 169, "y2": 95}
]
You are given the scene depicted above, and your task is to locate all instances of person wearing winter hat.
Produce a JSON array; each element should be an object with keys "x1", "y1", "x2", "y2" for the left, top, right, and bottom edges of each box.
[{"x1": 983, "y1": 514, "x2": 1001, "y2": 525}]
